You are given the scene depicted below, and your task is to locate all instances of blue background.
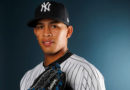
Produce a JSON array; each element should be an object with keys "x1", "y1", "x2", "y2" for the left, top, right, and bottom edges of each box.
[{"x1": 1, "y1": 0, "x2": 130, "y2": 90}]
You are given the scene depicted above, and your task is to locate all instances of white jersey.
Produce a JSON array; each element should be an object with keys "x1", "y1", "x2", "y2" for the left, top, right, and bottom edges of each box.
[{"x1": 20, "y1": 53, "x2": 106, "y2": 90}]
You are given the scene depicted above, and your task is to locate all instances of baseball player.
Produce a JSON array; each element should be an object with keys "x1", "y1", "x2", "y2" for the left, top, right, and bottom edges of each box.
[{"x1": 20, "y1": 1, "x2": 106, "y2": 90}]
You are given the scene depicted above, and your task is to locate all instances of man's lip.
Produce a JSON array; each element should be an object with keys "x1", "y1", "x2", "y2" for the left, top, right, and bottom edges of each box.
[
  {"x1": 42, "y1": 40, "x2": 54, "y2": 43},
  {"x1": 42, "y1": 40, "x2": 54, "y2": 46}
]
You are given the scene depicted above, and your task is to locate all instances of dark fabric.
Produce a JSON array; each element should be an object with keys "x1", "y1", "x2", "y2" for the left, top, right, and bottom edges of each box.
[{"x1": 43, "y1": 50, "x2": 73, "y2": 68}]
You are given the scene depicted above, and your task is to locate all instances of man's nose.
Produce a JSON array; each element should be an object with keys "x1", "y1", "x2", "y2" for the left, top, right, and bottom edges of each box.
[{"x1": 42, "y1": 26, "x2": 52, "y2": 37}]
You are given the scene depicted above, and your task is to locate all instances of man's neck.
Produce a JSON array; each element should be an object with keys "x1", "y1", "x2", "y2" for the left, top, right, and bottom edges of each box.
[{"x1": 44, "y1": 48, "x2": 68, "y2": 67}]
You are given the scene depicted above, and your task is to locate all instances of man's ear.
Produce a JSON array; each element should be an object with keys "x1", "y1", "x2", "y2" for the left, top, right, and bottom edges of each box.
[{"x1": 67, "y1": 25, "x2": 73, "y2": 38}]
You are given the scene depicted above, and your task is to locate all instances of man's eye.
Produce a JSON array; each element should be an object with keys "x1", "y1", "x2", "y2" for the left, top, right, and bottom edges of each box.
[
  {"x1": 36, "y1": 25, "x2": 44, "y2": 29},
  {"x1": 51, "y1": 25, "x2": 57, "y2": 28}
]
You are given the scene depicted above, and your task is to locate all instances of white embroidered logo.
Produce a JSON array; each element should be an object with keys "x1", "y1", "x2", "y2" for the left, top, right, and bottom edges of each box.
[
  {"x1": 41, "y1": 2, "x2": 51, "y2": 12},
  {"x1": 67, "y1": 17, "x2": 69, "y2": 23}
]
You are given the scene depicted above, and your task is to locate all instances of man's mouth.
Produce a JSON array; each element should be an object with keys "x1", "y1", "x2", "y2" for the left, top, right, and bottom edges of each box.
[{"x1": 42, "y1": 40, "x2": 54, "y2": 47}]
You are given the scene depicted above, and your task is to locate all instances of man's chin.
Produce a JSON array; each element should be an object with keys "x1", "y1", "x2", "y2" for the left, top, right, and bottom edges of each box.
[{"x1": 43, "y1": 50, "x2": 57, "y2": 55}]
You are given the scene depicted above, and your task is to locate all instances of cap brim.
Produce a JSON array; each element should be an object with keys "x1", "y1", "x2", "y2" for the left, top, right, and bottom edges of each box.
[
  {"x1": 27, "y1": 16, "x2": 69, "y2": 27},
  {"x1": 27, "y1": 17, "x2": 45, "y2": 27}
]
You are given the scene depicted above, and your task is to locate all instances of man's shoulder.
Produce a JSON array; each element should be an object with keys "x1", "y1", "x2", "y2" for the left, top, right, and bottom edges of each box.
[
  {"x1": 25, "y1": 62, "x2": 44, "y2": 75},
  {"x1": 20, "y1": 62, "x2": 45, "y2": 86},
  {"x1": 70, "y1": 54, "x2": 94, "y2": 67},
  {"x1": 69, "y1": 54, "x2": 104, "y2": 77}
]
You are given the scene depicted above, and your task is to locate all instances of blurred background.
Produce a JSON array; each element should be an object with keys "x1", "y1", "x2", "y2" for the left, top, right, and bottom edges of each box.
[{"x1": 1, "y1": 0, "x2": 130, "y2": 90}]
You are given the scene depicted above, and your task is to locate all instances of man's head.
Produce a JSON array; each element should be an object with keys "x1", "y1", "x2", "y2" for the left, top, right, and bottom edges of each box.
[{"x1": 28, "y1": 1, "x2": 73, "y2": 55}]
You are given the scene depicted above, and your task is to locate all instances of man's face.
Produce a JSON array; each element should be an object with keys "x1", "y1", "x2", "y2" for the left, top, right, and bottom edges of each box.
[{"x1": 34, "y1": 19, "x2": 73, "y2": 55}]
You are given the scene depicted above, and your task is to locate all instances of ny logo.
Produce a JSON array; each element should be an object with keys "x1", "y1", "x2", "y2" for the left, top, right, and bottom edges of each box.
[{"x1": 41, "y1": 2, "x2": 51, "y2": 12}]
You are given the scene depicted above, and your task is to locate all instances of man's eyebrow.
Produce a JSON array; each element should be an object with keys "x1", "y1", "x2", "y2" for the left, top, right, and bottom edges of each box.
[
  {"x1": 35, "y1": 20, "x2": 60, "y2": 26},
  {"x1": 50, "y1": 20, "x2": 60, "y2": 24},
  {"x1": 36, "y1": 23, "x2": 43, "y2": 25}
]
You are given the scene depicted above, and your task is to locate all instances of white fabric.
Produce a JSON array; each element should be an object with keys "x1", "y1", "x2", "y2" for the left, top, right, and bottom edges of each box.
[{"x1": 20, "y1": 54, "x2": 106, "y2": 90}]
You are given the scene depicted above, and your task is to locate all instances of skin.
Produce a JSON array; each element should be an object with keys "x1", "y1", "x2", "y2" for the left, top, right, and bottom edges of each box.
[{"x1": 34, "y1": 19, "x2": 73, "y2": 66}]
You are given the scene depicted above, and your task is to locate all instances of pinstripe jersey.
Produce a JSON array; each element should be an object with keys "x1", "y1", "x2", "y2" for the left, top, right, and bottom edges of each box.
[{"x1": 20, "y1": 53, "x2": 106, "y2": 90}]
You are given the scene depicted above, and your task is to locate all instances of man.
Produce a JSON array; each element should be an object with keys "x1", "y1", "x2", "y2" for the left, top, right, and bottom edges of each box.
[{"x1": 20, "y1": 1, "x2": 106, "y2": 90}]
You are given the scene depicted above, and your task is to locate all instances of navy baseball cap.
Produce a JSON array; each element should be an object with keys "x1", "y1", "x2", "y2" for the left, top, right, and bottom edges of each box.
[{"x1": 27, "y1": 1, "x2": 70, "y2": 27}]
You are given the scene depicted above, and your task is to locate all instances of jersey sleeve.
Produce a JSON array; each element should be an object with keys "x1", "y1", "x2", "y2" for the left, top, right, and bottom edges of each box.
[
  {"x1": 81, "y1": 68, "x2": 106, "y2": 90},
  {"x1": 20, "y1": 70, "x2": 31, "y2": 90}
]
